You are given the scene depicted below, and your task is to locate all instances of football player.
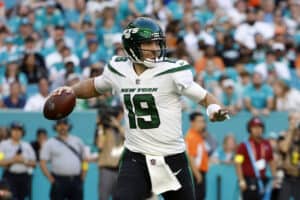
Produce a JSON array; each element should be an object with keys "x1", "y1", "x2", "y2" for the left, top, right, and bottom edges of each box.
[{"x1": 53, "y1": 17, "x2": 229, "y2": 200}]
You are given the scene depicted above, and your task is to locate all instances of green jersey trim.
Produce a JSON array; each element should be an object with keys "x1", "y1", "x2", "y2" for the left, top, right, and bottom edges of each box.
[
  {"x1": 154, "y1": 64, "x2": 192, "y2": 77},
  {"x1": 108, "y1": 63, "x2": 126, "y2": 77}
]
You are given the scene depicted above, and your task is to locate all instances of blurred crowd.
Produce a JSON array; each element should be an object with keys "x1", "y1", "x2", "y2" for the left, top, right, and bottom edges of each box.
[
  {"x1": 0, "y1": 0, "x2": 299, "y2": 199},
  {"x1": 0, "y1": 0, "x2": 299, "y2": 115}
]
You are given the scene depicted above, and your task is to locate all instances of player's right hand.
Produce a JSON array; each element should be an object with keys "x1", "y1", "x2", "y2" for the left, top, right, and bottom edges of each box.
[
  {"x1": 52, "y1": 86, "x2": 74, "y2": 96},
  {"x1": 210, "y1": 109, "x2": 230, "y2": 122}
]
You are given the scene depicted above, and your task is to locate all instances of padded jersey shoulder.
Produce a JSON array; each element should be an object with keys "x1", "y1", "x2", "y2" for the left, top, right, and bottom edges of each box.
[
  {"x1": 153, "y1": 58, "x2": 192, "y2": 77},
  {"x1": 106, "y1": 56, "x2": 193, "y2": 78},
  {"x1": 107, "y1": 56, "x2": 132, "y2": 78}
]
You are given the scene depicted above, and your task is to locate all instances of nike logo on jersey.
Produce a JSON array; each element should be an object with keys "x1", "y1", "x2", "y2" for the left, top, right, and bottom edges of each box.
[{"x1": 173, "y1": 169, "x2": 182, "y2": 176}]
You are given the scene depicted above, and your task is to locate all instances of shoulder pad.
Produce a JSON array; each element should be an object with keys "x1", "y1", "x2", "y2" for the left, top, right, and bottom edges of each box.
[
  {"x1": 163, "y1": 58, "x2": 189, "y2": 67},
  {"x1": 175, "y1": 59, "x2": 189, "y2": 67},
  {"x1": 154, "y1": 59, "x2": 192, "y2": 77},
  {"x1": 107, "y1": 56, "x2": 130, "y2": 78}
]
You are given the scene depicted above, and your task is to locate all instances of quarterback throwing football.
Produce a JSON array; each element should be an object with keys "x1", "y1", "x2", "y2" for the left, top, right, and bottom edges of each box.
[{"x1": 54, "y1": 17, "x2": 229, "y2": 200}]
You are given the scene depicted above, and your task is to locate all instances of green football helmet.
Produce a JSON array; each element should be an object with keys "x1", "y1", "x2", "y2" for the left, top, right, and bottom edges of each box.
[{"x1": 122, "y1": 17, "x2": 166, "y2": 68}]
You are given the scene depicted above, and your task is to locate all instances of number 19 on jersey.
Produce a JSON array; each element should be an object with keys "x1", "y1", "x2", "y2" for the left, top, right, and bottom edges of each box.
[{"x1": 123, "y1": 94, "x2": 161, "y2": 129}]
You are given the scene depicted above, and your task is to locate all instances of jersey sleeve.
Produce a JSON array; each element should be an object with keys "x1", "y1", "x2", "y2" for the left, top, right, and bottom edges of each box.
[
  {"x1": 172, "y1": 66, "x2": 194, "y2": 92},
  {"x1": 172, "y1": 61, "x2": 207, "y2": 102},
  {"x1": 77, "y1": 137, "x2": 87, "y2": 159},
  {"x1": 181, "y1": 82, "x2": 208, "y2": 102},
  {"x1": 94, "y1": 64, "x2": 114, "y2": 93},
  {"x1": 25, "y1": 143, "x2": 36, "y2": 161},
  {"x1": 40, "y1": 141, "x2": 51, "y2": 161}
]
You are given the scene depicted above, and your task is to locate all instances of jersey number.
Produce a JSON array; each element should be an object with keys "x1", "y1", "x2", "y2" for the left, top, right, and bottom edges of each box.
[{"x1": 124, "y1": 94, "x2": 160, "y2": 129}]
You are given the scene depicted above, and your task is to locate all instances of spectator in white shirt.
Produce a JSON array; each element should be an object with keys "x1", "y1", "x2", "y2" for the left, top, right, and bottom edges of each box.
[
  {"x1": 235, "y1": 7, "x2": 274, "y2": 48},
  {"x1": 24, "y1": 77, "x2": 49, "y2": 111},
  {"x1": 273, "y1": 79, "x2": 300, "y2": 112},
  {"x1": 44, "y1": 25, "x2": 74, "y2": 50},
  {"x1": 46, "y1": 44, "x2": 79, "y2": 83},
  {"x1": 254, "y1": 50, "x2": 291, "y2": 84},
  {"x1": 184, "y1": 19, "x2": 215, "y2": 61},
  {"x1": 227, "y1": 0, "x2": 247, "y2": 25},
  {"x1": 51, "y1": 56, "x2": 80, "y2": 90}
]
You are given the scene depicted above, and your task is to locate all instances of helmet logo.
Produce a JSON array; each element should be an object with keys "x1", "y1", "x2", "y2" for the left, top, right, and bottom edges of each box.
[
  {"x1": 123, "y1": 28, "x2": 139, "y2": 39},
  {"x1": 152, "y1": 33, "x2": 160, "y2": 38}
]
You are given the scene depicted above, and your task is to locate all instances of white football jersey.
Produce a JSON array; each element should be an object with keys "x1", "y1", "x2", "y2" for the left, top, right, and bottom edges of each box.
[{"x1": 94, "y1": 56, "x2": 207, "y2": 156}]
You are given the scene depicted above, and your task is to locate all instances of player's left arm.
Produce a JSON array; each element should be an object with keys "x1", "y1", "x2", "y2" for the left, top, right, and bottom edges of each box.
[
  {"x1": 200, "y1": 92, "x2": 229, "y2": 122},
  {"x1": 173, "y1": 62, "x2": 229, "y2": 122},
  {"x1": 180, "y1": 82, "x2": 229, "y2": 122}
]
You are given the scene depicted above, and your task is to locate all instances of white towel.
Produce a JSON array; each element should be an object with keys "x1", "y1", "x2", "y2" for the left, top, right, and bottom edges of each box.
[{"x1": 145, "y1": 155, "x2": 182, "y2": 195}]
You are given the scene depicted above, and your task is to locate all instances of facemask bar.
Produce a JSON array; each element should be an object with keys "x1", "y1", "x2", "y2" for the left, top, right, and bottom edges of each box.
[{"x1": 137, "y1": 39, "x2": 166, "y2": 67}]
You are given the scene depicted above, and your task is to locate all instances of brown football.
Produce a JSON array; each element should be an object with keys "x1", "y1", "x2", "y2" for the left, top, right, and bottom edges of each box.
[{"x1": 43, "y1": 91, "x2": 76, "y2": 120}]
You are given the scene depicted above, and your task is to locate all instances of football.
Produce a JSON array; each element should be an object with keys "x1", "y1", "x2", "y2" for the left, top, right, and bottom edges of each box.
[{"x1": 43, "y1": 91, "x2": 76, "y2": 120}]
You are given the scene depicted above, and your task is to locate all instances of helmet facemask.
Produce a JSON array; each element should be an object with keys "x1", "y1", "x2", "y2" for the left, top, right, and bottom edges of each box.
[
  {"x1": 122, "y1": 18, "x2": 167, "y2": 68},
  {"x1": 136, "y1": 39, "x2": 166, "y2": 68}
]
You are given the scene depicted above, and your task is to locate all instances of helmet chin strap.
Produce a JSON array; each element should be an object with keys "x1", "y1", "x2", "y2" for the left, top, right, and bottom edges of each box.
[
  {"x1": 132, "y1": 59, "x2": 157, "y2": 68},
  {"x1": 143, "y1": 58, "x2": 164, "y2": 68},
  {"x1": 128, "y1": 48, "x2": 164, "y2": 68},
  {"x1": 143, "y1": 60, "x2": 159, "y2": 68},
  {"x1": 134, "y1": 57, "x2": 162, "y2": 68}
]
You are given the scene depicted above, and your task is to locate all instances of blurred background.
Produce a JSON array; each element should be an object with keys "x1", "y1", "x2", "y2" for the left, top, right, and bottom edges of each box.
[{"x1": 0, "y1": 0, "x2": 299, "y2": 200}]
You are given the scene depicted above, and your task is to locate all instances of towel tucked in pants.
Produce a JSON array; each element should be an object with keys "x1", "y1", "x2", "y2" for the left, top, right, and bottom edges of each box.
[{"x1": 113, "y1": 148, "x2": 195, "y2": 200}]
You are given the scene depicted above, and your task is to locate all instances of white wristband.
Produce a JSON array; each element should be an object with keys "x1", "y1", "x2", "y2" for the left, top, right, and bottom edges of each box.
[{"x1": 206, "y1": 104, "x2": 221, "y2": 117}]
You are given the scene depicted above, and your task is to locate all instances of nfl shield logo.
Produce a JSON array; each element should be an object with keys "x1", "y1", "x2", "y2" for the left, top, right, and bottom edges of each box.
[{"x1": 136, "y1": 79, "x2": 140, "y2": 84}]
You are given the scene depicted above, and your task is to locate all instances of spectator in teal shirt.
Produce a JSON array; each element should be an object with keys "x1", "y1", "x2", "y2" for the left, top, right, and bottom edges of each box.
[
  {"x1": 194, "y1": 0, "x2": 218, "y2": 26},
  {"x1": 7, "y1": 4, "x2": 31, "y2": 34},
  {"x1": 118, "y1": 0, "x2": 147, "y2": 19},
  {"x1": 80, "y1": 39, "x2": 108, "y2": 68},
  {"x1": 35, "y1": 1, "x2": 65, "y2": 31},
  {"x1": 243, "y1": 72, "x2": 274, "y2": 116},
  {"x1": 0, "y1": 37, "x2": 23, "y2": 65},
  {"x1": 0, "y1": 59, "x2": 28, "y2": 97},
  {"x1": 96, "y1": 7, "x2": 121, "y2": 49},
  {"x1": 75, "y1": 28, "x2": 97, "y2": 60},
  {"x1": 15, "y1": 18, "x2": 37, "y2": 47},
  {"x1": 44, "y1": 25, "x2": 74, "y2": 50},
  {"x1": 65, "y1": 0, "x2": 93, "y2": 32},
  {"x1": 210, "y1": 134, "x2": 237, "y2": 165},
  {"x1": 219, "y1": 79, "x2": 242, "y2": 115},
  {"x1": 166, "y1": 0, "x2": 184, "y2": 20}
]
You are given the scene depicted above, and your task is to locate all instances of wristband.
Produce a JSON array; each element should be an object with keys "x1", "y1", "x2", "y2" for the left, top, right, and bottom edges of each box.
[{"x1": 206, "y1": 104, "x2": 221, "y2": 117}]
